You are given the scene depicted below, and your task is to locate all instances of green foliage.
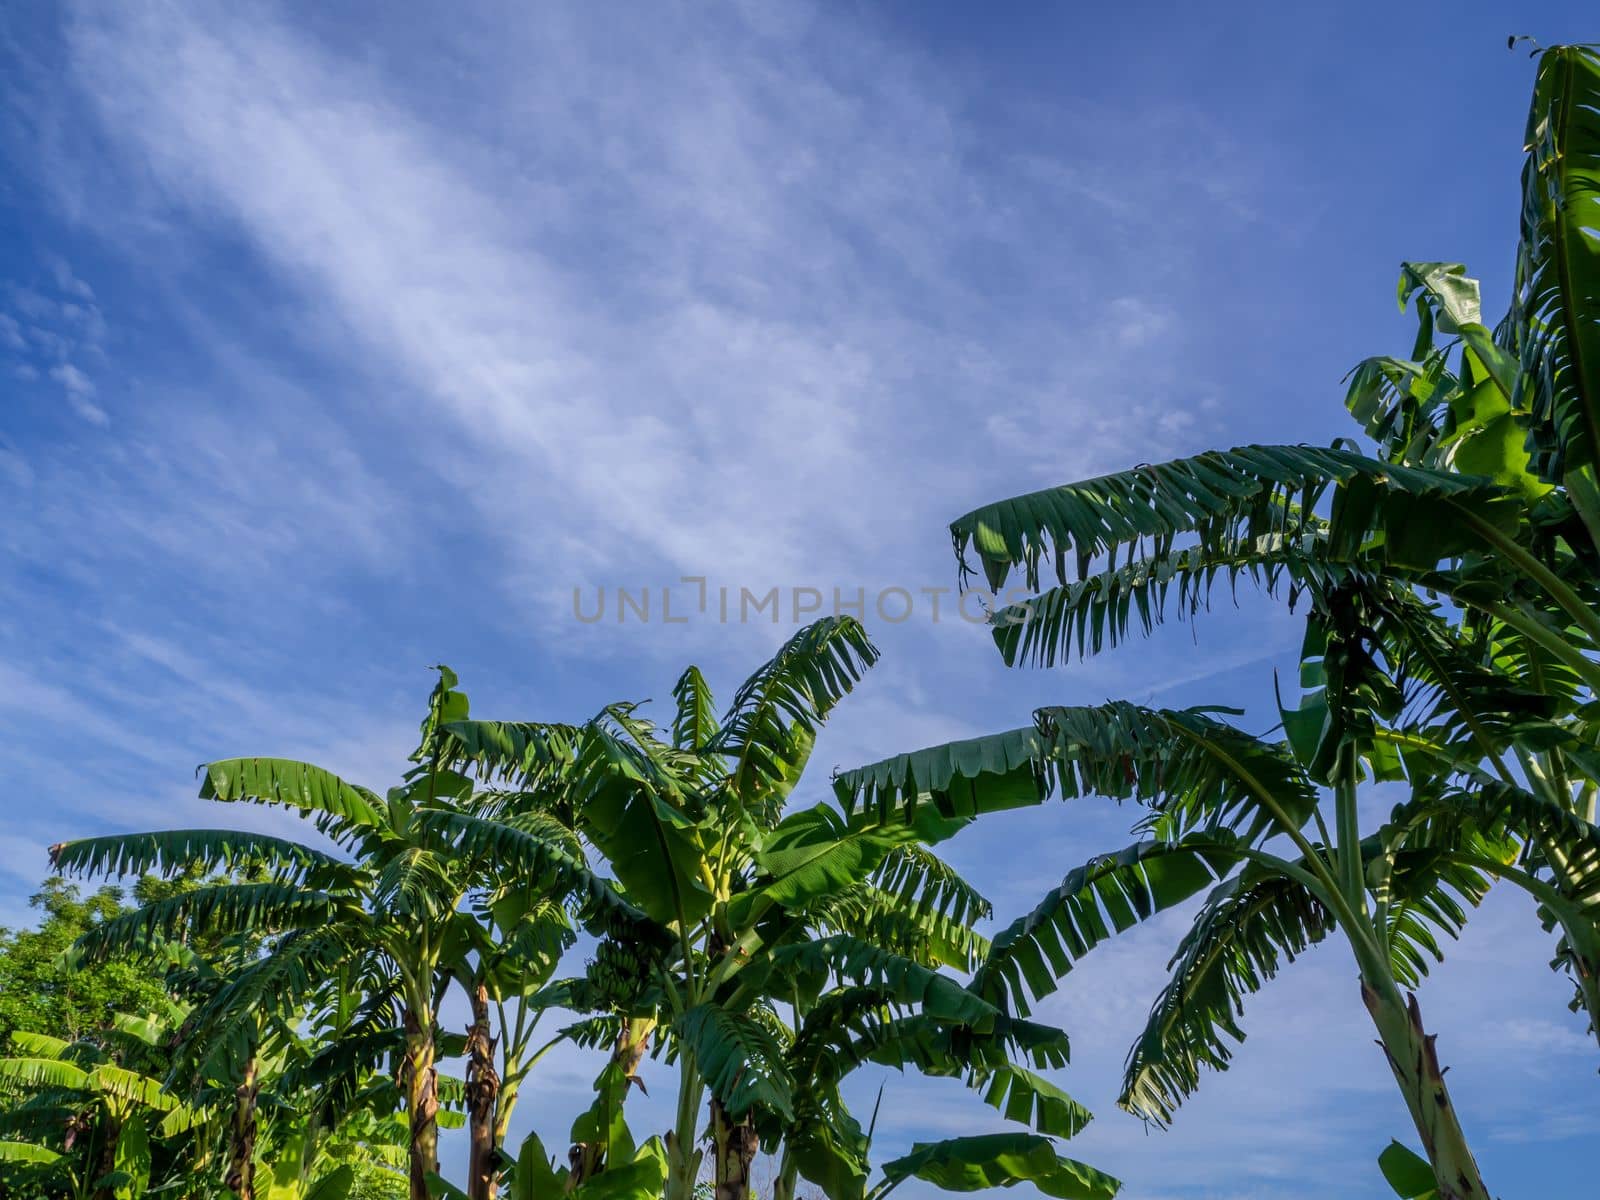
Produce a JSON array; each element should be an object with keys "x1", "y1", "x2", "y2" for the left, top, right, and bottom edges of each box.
[
  {"x1": 675, "y1": 1004, "x2": 795, "y2": 1120},
  {"x1": 15, "y1": 39, "x2": 1600, "y2": 1200},
  {"x1": 878, "y1": 1133, "x2": 1119, "y2": 1200},
  {"x1": 950, "y1": 443, "x2": 1509, "y2": 597},
  {"x1": 0, "y1": 879, "x2": 170, "y2": 1050},
  {"x1": 423, "y1": 619, "x2": 1111, "y2": 1200},
  {"x1": 0, "y1": 1003, "x2": 206, "y2": 1199},
  {"x1": 834, "y1": 727, "x2": 1053, "y2": 831},
  {"x1": 1510, "y1": 46, "x2": 1600, "y2": 496},
  {"x1": 867, "y1": 44, "x2": 1600, "y2": 1200},
  {"x1": 972, "y1": 839, "x2": 1236, "y2": 1018},
  {"x1": 1118, "y1": 864, "x2": 1332, "y2": 1125},
  {"x1": 1378, "y1": 1140, "x2": 1440, "y2": 1199}
]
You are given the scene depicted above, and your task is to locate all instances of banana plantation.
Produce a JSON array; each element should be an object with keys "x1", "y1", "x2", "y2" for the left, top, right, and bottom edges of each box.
[{"x1": 7, "y1": 38, "x2": 1600, "y2": 1200}]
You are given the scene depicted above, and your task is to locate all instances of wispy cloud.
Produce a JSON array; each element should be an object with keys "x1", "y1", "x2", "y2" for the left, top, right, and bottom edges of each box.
[
  {"x1": 55, "y1": 1, "x2": 1248, "y2": 615},
  {"x1": 3, "y1": 256, "x2": 109, "y2": 424}
]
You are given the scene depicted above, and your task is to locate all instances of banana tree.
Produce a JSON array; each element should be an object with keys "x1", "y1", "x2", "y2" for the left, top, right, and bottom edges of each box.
[
  {"x1": 1505, "y1": 44, "x2": 1600, "y2": 552},
  {"x1": 453, "y1": 1060, "x2": 671, "y2": 1200},
  {"x1": 952, "y1": 46, "x2": 1600, "y2": 1047},
  {"x1": 212, "y1": 989, "x2": 414, "y2": 1200},
  {"x1": 835, "y1": 677, "x2": 1580, "y2": 1200},
  {"x1": 955, "y1": 41, "x2": 1600, "y2": 745},
  {"x1": 767, "y1": 955, "x2": 1115, "y2": 1200},
  {"x1": 0, "y1": 1019, "x2": 205, "y2": 1200},
  {"x1": 843, "y1": 529, "x2": 1600, "y2": 1200},
  {"x1": 435, "y1": 617, "x2": 1116, "y2": 1200},
  {"x1": 49, "y1": 668, "x2": 626, "y2": 1200},
  {"x1": 441, "y1": 862, "x2": 575, "y2": 1199},
  {"x1": 1342, "y1": 245, "x2": 1600, "y2": 1037}
]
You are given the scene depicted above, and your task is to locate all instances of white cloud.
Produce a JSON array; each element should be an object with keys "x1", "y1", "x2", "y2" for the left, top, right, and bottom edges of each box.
[
  {"x1": 57, "y1": 0, "x2": 1250, "y2": 628},
  {"x1": 0, "y1": 443, "x2": 31, "y2": 488},
  {"x1": 48, "y1": 361, "x2": 108, "y2": 424}
]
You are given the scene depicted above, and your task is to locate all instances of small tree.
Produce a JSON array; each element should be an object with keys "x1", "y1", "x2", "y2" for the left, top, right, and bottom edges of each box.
[
  {"x1": 50, "y1": 668, "x2": 621, "y2": 1200},
  {"x1": 436, "y1": 618, "x2": 1118, "y2": 1200}
]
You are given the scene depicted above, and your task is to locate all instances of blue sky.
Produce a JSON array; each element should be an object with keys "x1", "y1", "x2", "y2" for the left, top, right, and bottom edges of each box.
[{"x1": 3, "y1": 2, "x2": 1598, "y2": 1197}]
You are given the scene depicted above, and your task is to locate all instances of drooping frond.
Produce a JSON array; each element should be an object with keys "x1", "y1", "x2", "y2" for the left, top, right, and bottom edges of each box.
[
  {"x1": 880, "y1": 1133, "x2": 1120, "y2": 1200},
  {"x1": 0, "y1": 1092, "x2": 80, "y2": 1141},
  {"x1": 277, "y1": 1027, "x2": 404, "y2": 1126},
  {"x1": 1392, "y1": 776, "x2": 1600, "y2": 898},
  {"x1": 110, "y1": 1011, "x2": 183, "y2": 1051},
  {"x1": 7, "y1": 1033, "x2": 71, "y2": 1060},
  {"x1": 0, "y1": 1141, "x2": 62, "y2": 1165},
  {"x1": 675, "y1": 1002, "x2": 795, "y2": 1120},
  {"x1": 1380, "y1": 779, "x2": 1600, "y2": 989},
  {"x1": 837, "y1": 704, "x2": 1316, "y2": 851},
  {"x1": 984, "y1": 1015, "x2": 1076, "y2": 1072},
  {"x1": 484, "y1": 894, "x2": 577, "y2": 985},
  {"x1": 199, "y1": 758, "x2": 385, "y2": 834},
  {"x1": 811, "y1": 885, "x2": 990, "y2": 972},
  {"x1": 872, "y1": 844, "x2": 993, "y2": 927},
  {"x1": 304, "y1": 1165, "x2": 360, "y2": 1200},
  {"x1": 1034, "y1": 704, "x2": 1319, "y2": 842},
  {"x1": 811, "y1": 1004, "x2": 1089, "y2": 1149},
  {"x1": 968, "y1": 1064, "x2": 1094, "y2": 1140},
  {"x1": 833, "y1": 727, "x2": 1052, "y2": 831},
  {"x1": 49, "y1": 829, "x2": 349, "y2": 886},
  {"x1": 785, "y1": 1083, "x2": 871, "y2": 1200},
  {"x1": 566, "y1": 720, "x2": 715, "y2": 930},
  {"x1": 1381, "y1": 857, "x2": 1492, "y2": 991},
  {"x1": 371, "y1": 845, "x2": 458, "y2": 918},
  {"x1": 1362, "y1": 587, "x2": 1565, "y2": 780},
  {"x1": 971, "y1": 839, "x2": 1239, "y2": 1018},
  {"x1": 84, "y1": 1065, "x2": 182, "y2": 1113},
  {"x1": 989, "y1": 535, "x2": 1374, "y2": 669},
  {"x1": 1119, "y1": 867, "x2": 1332, "y2": 1126},
  {"x1": 414, "y1": 809, "x2": 658, "y2": 940},
  {"x1": 556, "y1": 1014, "x2": 625, "y2": 1053},
  {"x1": 786, "y1": 985, "x2": 906, "y2": 1084},
  {"x1": 751, "y1": 804, "x2": 923, "y2": 912},
  {"x1": 439, "y1": 719, "x2": 585, "y2": 785},
  {"x1": 72, "y1": 882, "x2": 350, "y2": 965},
  {"x1": 178, "y1": 930, "x2": 356, "y2": 1078},
  {"x1": 772, "y1": 936, "x2": 998, "y2": 1031},
  {"x1": 808, "y1": 1000, "x2": 1071, "y2": 1095},
  {"x1": 951, "y1": 443, "x2": 1510, "y2": 594},
  {"x1": 1345, "y1": 344, "x2": 1458, "y2": 471},
  {"x1": 0, "y1": 1058, "x2": 90, "y2": 1093}
]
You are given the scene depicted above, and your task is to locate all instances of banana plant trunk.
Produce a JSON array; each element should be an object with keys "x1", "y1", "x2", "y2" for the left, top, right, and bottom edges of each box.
[
  {"x1": 709, "y1": 1099, "x2": 759, "y2": 1200},
  {"x1": 402, "y1": 1005, "x2": 441, "y2": 1200},
  {"x1": 614, "y1": 1016, "x2": 654, "y2": 1086},
  {"x1": 465, "y1": 984, "x2": 501, "y2": 1200},
  {"x1": 568, "y1": 1017, "x2": 659, "y2": 1189},
  {"x1": 665, "y1": 1055, "x2": 704, "y2": 1200},
  {"x1": 224, "y1": 1054, "x2": 260, "y2": 1200},
  {"x1": 1361, "y1": 981, "x2": 1489, "y2": 1200},
  {"x1": 772, "y1": 1147, "x2": 799, "y2": 1200},
  {"x1": 492, "y1": 1084, "x2": 518, "y2": 1171}
]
